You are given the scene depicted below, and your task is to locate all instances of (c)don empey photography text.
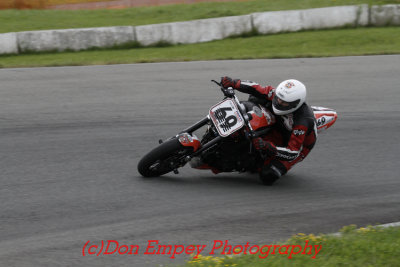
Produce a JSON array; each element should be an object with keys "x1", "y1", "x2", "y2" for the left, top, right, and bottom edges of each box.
[{"x1": 82, "y1": 239, "x2": 322, "y2": 259}]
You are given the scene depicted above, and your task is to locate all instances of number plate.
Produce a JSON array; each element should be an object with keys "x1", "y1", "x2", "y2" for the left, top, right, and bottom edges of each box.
[{"x1": 209, "y1": 99, "x2": 245, "y2": 137}]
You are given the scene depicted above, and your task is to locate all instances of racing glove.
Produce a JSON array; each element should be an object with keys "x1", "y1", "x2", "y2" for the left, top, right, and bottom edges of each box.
[
  {"x1": 252, "y1": 138, "x2": 277, "y2": 157},
  {"x1": 221, "y1": 76, "x2": 241, "y2": 89}
]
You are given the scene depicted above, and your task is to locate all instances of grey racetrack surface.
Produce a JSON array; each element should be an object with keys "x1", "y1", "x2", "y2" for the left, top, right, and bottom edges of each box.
[{"x1": 1, "y1": 55, "x2": 399, "y2": 266}]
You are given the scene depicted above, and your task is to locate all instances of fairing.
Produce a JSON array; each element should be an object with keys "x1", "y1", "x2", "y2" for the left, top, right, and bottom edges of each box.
[
  {"x1": 178, "y1": 133, "x2": 201, "y2": 152},
  {"x1": 312, "y1": 106, "x2": 338, "y2": 132}
]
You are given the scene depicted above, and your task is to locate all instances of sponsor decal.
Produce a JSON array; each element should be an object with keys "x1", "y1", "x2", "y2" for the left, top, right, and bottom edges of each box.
[
  {"x1": 282, "y1": 114, "x2": 294, "y2": 131},
  {"x1": 277, "y1": 152, "x2": 296, "y2": 160},
  {"x1": 285, "y1": 82, "x2": 295, "y2": 89},
  {"x1": 241, "y1": 80, "x2": 256, "y2": 85},
  {"x1": 178, "y1": 133, "x2": 201, "y2": 151},
  {"x1": 293, "y1": 129, "x2": 305, "y2": 136},
  {"x1": 261, "y1": 107, "x2": 275, "y2": 125},
  {"x1": 268, "y1": 89, "x2": 275, "y2": 99},
  {"x1": 178, "y1": 134, "x2": 192, "y2": 145}
]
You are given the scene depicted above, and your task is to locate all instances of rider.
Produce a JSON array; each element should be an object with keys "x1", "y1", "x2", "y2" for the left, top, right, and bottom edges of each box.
[{"x1": 220, "y1": 76, "x2": 317, "y2": 185}]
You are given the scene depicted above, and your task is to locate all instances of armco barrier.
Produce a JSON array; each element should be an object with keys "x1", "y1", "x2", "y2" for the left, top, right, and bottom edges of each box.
[{"x1": 0, "y1": 5, "x2": 399, "y2": 55}]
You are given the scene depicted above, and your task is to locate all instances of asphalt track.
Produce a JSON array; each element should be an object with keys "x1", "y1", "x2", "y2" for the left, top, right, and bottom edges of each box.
[{"x1": 1, "y1": 55, "x2": 399, "y2": 266}]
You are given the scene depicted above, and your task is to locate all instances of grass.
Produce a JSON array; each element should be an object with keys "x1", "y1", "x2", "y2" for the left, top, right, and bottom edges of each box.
[
  {"x1": 182, "y1": 225, "x2": 400, "y2": 267},
  {"x1": 1, "y1": 27, "x2": 399, "y2": 68},
  {"x1": 1, "y1": 0, "x2": 400, "y2": 33}
]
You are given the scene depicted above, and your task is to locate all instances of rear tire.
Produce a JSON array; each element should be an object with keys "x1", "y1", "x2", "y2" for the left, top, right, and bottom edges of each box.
[{"x1": 137, "y1": 138, "x2": 191, "y2": 177}]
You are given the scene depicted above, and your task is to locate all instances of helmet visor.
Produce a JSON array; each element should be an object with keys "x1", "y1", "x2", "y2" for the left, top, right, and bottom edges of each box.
[{"x1": 272, "y1": 95, "x2": 300, "y2": 111}]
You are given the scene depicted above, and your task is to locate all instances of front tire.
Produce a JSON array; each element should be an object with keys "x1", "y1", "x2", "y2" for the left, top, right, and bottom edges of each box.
[{"x1": 137, "y1": 138, "x2": 191, "y2": 177}]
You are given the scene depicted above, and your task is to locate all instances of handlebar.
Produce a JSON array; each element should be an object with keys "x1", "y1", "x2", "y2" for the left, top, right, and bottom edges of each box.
[
  {"x1": 211, "y1": 79, "x2": 221, "y2": 87},
  {"x1": 211, "y1": 79, "x2": 235, "y2": 98}
]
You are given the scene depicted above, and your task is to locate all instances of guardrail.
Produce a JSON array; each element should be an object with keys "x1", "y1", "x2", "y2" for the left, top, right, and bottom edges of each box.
[{"x1": 1, "y1": 4, "x2": 399, "y2": 55}]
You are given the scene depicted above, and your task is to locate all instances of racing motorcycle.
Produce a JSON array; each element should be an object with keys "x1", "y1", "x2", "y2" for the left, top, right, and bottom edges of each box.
[{"x1": 137, "y1": 80, "x2": 337, "y2": 178}]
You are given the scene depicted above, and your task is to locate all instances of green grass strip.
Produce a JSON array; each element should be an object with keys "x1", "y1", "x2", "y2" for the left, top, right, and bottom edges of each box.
[
  {"x1": 1, "y1": 27, "x2": 399, "y2": 68},
  {"x1": 0, "y1": 0, "x2": 399, "y2": 33},
  {"x1": 181, "y1": 225, "x2": 400, "y2": 267}
]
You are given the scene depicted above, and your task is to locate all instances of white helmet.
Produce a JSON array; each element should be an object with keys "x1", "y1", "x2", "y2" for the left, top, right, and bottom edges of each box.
[{"x1": 272, "y1": 79, "x2": 307, "y2": 115}]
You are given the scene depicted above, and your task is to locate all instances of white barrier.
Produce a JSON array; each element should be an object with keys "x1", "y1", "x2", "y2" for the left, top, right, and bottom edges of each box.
[
  {"x1": 0, "y1": 5, "x2": 399, "y2": 55},
  {"x1": 0, "y1": 33, "x2": 18, "y2": 54},
  {"x1": 371, "y1": 4, "x2": 400, "y2": 26},
  {"x1": 17, "y1": 26, "x2": 135, "y2": 52},
  {"x1": 253, "y1": 5, "x2": 368, "y2": 34},
  {"x1": 135, "y1": 15, "x2": 252, "y2": 45}
]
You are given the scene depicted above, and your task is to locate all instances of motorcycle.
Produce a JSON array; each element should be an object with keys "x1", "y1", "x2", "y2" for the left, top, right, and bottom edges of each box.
[{"x1": 137, "y1": 80, "x2": 337, "y2": 178}]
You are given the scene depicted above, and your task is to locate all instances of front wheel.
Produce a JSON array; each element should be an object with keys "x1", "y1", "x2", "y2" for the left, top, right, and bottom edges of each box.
[{"x1": 137, "y1": 138, "x2": 192, "y2": 177}]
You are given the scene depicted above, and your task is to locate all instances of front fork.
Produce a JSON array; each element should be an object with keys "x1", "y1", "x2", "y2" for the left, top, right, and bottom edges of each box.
[
  {"x1": 179, "y1": 116, "x2": 210, "y2": 135},
  {"x1": 158, "y1": 116, "x2": 219, "y2": 167},
  {"x1": 159, "y1": 116, "x2": 210, "y2": 145},
  {"x1": 167, "y1": 116, "x2": 223, "y2": 164},
  {"x1": 177, "y1": 116, "x2": 223, "y2": 160}
]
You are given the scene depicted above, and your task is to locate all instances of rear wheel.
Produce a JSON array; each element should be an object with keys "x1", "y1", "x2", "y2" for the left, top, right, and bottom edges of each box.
[{"x1": 137, "y1": 138, "x2": 192, "y2": 177}]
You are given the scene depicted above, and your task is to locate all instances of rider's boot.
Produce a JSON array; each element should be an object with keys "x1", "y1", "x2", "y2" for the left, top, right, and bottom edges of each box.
[
  {"x1": 190, "y1": 157, "x2": 204, "y2": 168},
  {"x1": 259, "y1": 164, "x2": 282, "y2": 186}
]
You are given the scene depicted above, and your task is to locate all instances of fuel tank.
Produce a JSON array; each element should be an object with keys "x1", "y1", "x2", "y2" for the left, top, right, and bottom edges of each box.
[{"x1": 241, "y1": 101, "x2": 276, "y2": 131}]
